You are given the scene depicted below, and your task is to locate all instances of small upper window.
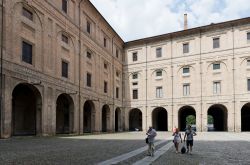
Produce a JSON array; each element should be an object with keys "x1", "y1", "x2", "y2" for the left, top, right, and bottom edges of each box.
[
  {"x1": 116, "y1": 49, "x2": 119, "y2": 58},
  {"x1": 183, "y1": 43, "x2": 189, "y2": 54},
  {"x1": 62, "y1": 0, "x2": 68, "y2": 13},
  {"x1": 132, "y1": 82, "x2": 138, "y2": 86},
  {"x1": 22, "y1": 7, "x2": 33, "y2": 21},
  {"x1": 156, "y1": 47, "x2": 162, "y2": 58},
  {"x1": 87, "y1": 51, "x2": 91, "y2": 59},
  {"x1": 247, "y1": 32, "x2": 250, "y2": 41},
  {"x1": 87, "y1": 21, "x2": 91, "y2": 34},
  {"x1": 104, "y1": 38, "x2": 107, "y2": 47},
  {"x1": 116, "y1": 71, "x2": 120, "y2": 77},
  {"x1": 132, "y1": 52, "x2": 138, "y2": 61},
  {"x1": 156, "y1": 70, "x2": 162, "y2": 77},
  {"x1": 183, "y1": 67, "x2": 190, "y2": 74},
  {"x1": 62, "y1": 61, "x2": 68, "y2": 78},
  {"x1": 213, "y1": 38, "x2": 220, "y2": 49},
  {"x1": 213, "y1": 63, "x2": 220, "y2": 70},
  {"x1": 132, "y1": 73, "x2": 138, "y2": 79},
  {"x1": 61, "y1": 34, "x2": 68, "y2": 44},
  {"x1": 22, "y1": 41, "x2": 33, "y2": 64},
  {"x1": 104, "y1": 62, "x2": 108, "y2": 69},
  {"x1": 247, "y1": 59, "x2": 250, "y2": 66}
]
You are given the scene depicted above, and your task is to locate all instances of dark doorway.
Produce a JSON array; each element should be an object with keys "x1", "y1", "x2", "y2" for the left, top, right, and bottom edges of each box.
[
  {"x1": 241, "y1": 103, "x2": 250, "y2": 131},
  {"x1": 56, "y1": 94, "x2": 74, "y2": 134},
  {"x1": 83, "y1": 100, "x2": 94, "y2": 133},
  {"x1": 208, "y1": 104, "x2": 228, "y2": 131},
  {"x1": 115, "y1": 108, "x2": 122, "y2": 132},
  {"x1": 102, "y1": 105, "x2": 110, "y2": 132},
  {"x1": 178, "y1": 106, "x2": 196, "y2": 131},
  {"x1": 152, "y1": 107, "x2": 168, "y2": 131},
  {"x1": 12, "y1": 83, "x2": 42, "y2": 136},
  {"x1": 129, "y1": 109, "x2": 142, "y2": 131}
]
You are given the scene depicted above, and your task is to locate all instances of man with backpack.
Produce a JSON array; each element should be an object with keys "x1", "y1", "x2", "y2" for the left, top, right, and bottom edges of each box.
[
  {"x1": 184, "y1": 125, "x2": 197, "y2": 155},
  {"x1": 146, "y1": 126, "x2": 157, "y2": 156}
]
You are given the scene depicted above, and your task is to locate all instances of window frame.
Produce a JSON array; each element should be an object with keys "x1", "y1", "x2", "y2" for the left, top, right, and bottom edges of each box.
[
  {"x1": 156, "y1": 47, "x2": 162, "y2": 58},
  {"x1": 248, "y1": 79, "x2": 250, "y2": 91},
  {"x1": 87, "y1": 21, "x2": 91, "y2": 34},
  {"x1": 183, "y1": 67, "x2": 190, "y2": 74},
  {"x1": 132, "y1": 73, "x2": 138, "y2": 79},
  {"x1": 22, "y1": 7, "x2": 33, "y2": 21},
  {"x1": 213, "y1": 37, "x2": 220, "y2": 49},
  {"x1": 183, "y1": 83, "x2": 190, "y2": 96},
  {"x1": 183, "y1": 43, "x2": 189, "y2": 54},
  {"x1": 116, "y1": 87, "x2": 119, "y2": 99},
  {"x1": 213, "y1": 81, "x2": 221, "y2": 94},
  {"x1": 62, "y1": 0, "x2": 68, "y2": 13},
  {"x1": 61, "y1": 60, "x2": 69, "y2": 78},
  {"x1": 22, "y1": 41, "x2": 33, "y2": 65},
  {"x1": 61, "y1": 34, "x2": 69, "y2": 44},
  {"x1": 213, "y1": 63, "x2": 221, "y2": 70},
  {"x1": 132, "y1": 52, "x2": 138, "y2": 62},
  {"x1": 104, "y1": 81, "x2": 108, "y2": 93},
  {"x1": 156, "y1": 86, "x2": 163, "y2": 98},
  {"x1": 132, "y1": 89, "x2": 138, "y2": 99},
  {"x1": 247, "y1": 32, "x2": 250, "y2": 41},
  {"x1": 156, "y1": 70, "x2": 162, "y2": 77},
  {"x1": 87, "y1": 73, "x2": 92, "y2": 87}
]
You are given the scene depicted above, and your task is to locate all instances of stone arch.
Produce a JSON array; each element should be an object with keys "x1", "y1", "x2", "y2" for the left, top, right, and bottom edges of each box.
[
  {"x1": 56, "y1": 93, "x2": 75, "y2": 134},
  {"x1": 241, "y1": 103, "x2": 250, "y2": 131},
  {"x1": 102, "y1": 104, "x2": 111, "y2": 132},
  {"x1": 152, "y1": 107, "x2": 168, "y2": 131},
  {"x1": 178, "y1": 106, "x2": 196, "y2": 131},
  {"x1": 129, "y1": 108, "x2": 142, "y2": 131},
  {"x1": 83, "y1": 100, "x2": 95, "y2": 133},
  {"x1": 207, "y1": 104, "x2": 228, "y2": 131},
  {"x1": 115, "y1": 107, "x2": 122, "y2": 132},
  {"x1": 206, "y1": 61, "x2": 228, "y2": 73},
  {"x1": 12, "y1": 83, "x2": 42, "y2": 136}
]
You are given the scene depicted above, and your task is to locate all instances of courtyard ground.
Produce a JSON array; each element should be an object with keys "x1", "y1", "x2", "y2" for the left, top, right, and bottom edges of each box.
[{"x1": 0, "y1": 132, "x2": 250, "y2": 165}]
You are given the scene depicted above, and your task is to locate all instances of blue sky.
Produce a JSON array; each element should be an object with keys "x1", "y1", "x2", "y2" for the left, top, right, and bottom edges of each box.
[{"x1": 90, "y1": 0, "x2": 250, "y2": 42}]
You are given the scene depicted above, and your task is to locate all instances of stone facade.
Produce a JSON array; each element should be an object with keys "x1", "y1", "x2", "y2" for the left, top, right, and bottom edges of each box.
[{"x1": 1, "y1": 0, "x2": 250, "y2": 138}]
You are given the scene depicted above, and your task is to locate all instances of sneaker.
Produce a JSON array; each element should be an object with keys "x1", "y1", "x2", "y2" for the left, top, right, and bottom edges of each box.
[{"x1": 176, "y1": 151, "x2": 178, "y2": 154}]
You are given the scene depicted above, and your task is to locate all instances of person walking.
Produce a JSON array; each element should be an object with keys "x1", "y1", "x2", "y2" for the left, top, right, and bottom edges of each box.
[
  {"x1": 184, "y1": 125, "x2": 197, "y2": 155},
  {"x1": 146, "y1": 126, "x2": 157, "y2": 156},
  {"x1": 172, "y1": 128, "x2": 182, "y2": 153}
]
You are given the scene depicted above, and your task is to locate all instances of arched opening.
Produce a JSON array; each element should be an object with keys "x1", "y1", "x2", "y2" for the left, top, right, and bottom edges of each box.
[
  {"x1": 83, "y1": 100, "x2": 95, "y2": 133},
  {"x1": 102, "y1": 104, "x2": 110, "y2": 132},
  {"x1": 12, "y1": 83, "x2": 42, "y2": 136},
  {"x1": 152, "y1": 107, "x2": 168, "y2": 131},
  {"x1": 241, "y1": 103, "x2": 250, "y2": 131},
  {"x1": 207, "y1": 104, "x2": 228, "y2": 131},
  {"x1": 115, "y1": 108, "x2": 122, "y2": 132},
  {"x1": 129, "y1": 109, "x2": 142, "y2": 131},
  {"x1": 178, "y1": 106, "x2": 196, "y2": 131},
  {"x1": 56, "y1": 94, "x2": 74, "y2": 134}
]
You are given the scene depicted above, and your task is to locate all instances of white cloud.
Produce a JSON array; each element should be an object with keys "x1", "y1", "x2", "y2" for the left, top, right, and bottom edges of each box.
[{"x1": 90, "y1": 0, "x2": 250, "y2": 41}]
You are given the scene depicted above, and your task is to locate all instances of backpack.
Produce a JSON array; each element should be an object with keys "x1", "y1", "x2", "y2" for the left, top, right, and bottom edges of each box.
[{"x1": 181, "y1": 145, "x2": 186, "y2": 154}]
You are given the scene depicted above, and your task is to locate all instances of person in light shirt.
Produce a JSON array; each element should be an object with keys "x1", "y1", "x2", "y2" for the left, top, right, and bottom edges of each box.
[{"x1": 184, "y1": 125, "x2": 197, "y2": 155}]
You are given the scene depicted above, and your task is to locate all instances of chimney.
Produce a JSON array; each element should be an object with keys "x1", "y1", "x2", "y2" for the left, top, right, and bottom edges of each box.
[{"x1": 184, "y1": 14, "x2": 188, "y2": 30}]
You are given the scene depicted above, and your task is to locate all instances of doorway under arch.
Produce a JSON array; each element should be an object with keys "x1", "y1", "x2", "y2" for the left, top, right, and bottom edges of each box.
[
  {"x1": 129, "y1": 109, "x2": 142, "y2": 131},
  {"x1": 152, "y1": 107, "x2": 168, "y2": 131},
  {"x1": 102, "y1": 104, "x2": 110, "y2": 132},
  {"x1": 115, "y1": 108, "x2": 122, "y2": 132},
  {"x1": 83, "y1": 100, "x2": 95, "y2": 133},
  {"x1": 12, "y1": 83, "x2": 42, "y2": 136},
  {"x1": 207, "y1": 104, "x2": 228, "y2": 131},
  {"x1": 178, "y1": 106, "x2": 196, "y2": 131},
  {"x1": 241, "y1": 103, "x2": 250, "y2": 131},
  {"x1": 56, "y1": 94, "x2": 74, "y2": 134}
]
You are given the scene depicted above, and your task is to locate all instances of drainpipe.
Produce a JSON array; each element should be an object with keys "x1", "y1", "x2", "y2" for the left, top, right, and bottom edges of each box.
[
  {"x1": 112, "y1": 35, "x2": 115, "y2": 132},
  {"x1": 0, "y1": 0, "x2": 4, "y2": 138},
  {"x1": 232, "y1": 25, "x2": 236, "y2": 132},
  {"x1": 145, "y1": 43, "x2": 148, "y2": 131},
  {"x1": 199, "y1": 28, "x2": 203, "y2": 132}
]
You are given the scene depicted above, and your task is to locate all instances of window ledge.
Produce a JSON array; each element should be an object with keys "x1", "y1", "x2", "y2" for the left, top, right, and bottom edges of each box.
[
  {"x1": 246, "y1": 66, "x2": 250, "y2": 70},
  {"x1": 155, "y1": 77, "x2": 163, "y2": 80},
  {"x1": 182, "y1": 74, "x2": 190, "y2": 77},
  {"x1": 213, "y1": 70, "x2": 221, "y2": 74}
]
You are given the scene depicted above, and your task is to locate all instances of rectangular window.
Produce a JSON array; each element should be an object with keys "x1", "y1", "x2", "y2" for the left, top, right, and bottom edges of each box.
[
  {"x1": 183, "y1": 84, "x2": 190, "y2": 96},
  {"x1": 247, "y1": 32, "x2": 250, "y2": 41},
  {"x1": 156, "y1": 71, "x2": 162, "y2": 77},
  {"x1": 22, "y1": 41, "x2": 32, "y2": 64},
  {"x1": 87, "y1": 73, "x2": 91, "y2": 87},
  {"x1": 156, "y1": 47, "x2": 162, "y2": 58},
  {"x1": 247, "y1": 60, "x2": 250, "y2": 66},
  {"x1": 62, "y1": 0, "x2": 67, "y2": 13},
  {"x1": 132, "y1": 82, "x2": 138, "y2": 86},
  {"x1": 248, "y1": 79, "x2": 250, "y2": 91},
  {"x1": 104, "y1": 38, "x2": 107, "y2": 47},
  {"x1": 116, "y1": 49, "x2": 119, "y2": 58},
  {"x1": 61, "y1": 34, "x2": 68, "y2": 44},
  {"x1": 87, "y1": 51, "x2": 91, "y2": 59},
  {"x1": 87, "y1": 21, "x2": 91, "y2": 34},
  {"x1": 132, "y1": 52, "x2": 138, "y2": 61},
  {"x1": 213, "y1": 82, "x2": 221, "y2": 94},
  {"x1": 22, "y1": 7, "x2": 33, "y2": 21},
  {"x1": 183, "y1": 67, "x2": 190, "y2": 74},
  {"x1": 116, "y1": 71, "x2": 120, "y2": 77},
  {"x1": 104, "y1": 81, "x2": 108, "y2": 93},
  {"x1": 133, "y1": 89, "x2": 138, "y2": 99},
  {"x1": 183, "y1": 43, "x2": 189, "y2": 54},
  {"x1": 132, "y1": 73, "x2": 138, "y2": 79},
  {"x1": 156, "y1": 87, "x2": 163, "y2": 98},
  {"x1": 62, "y1": 61, "x2": 68, "y2": 78},
  {"x1": 116, "y1": 87, "x2": 119, "y2": 98},
  {"x1": 104, "y1": 63, "x2": 107, "y2": 69},
  {"x1": 213, "y1": 38, "x2": 220, "y2": 49},
  {"x1": 213, "y1": 63, "x2": 220, "y2": 70}
]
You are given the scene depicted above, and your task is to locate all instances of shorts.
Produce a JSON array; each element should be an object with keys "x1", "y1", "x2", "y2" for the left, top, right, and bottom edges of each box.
[{"x1": 186, "y1": 140, "x2": 193, "y2": 146}]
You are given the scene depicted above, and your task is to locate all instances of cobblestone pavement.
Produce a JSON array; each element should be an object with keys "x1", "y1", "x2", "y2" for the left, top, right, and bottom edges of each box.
[{"x1": 0, "y1": 132, "x2": 250, "y2": 165}]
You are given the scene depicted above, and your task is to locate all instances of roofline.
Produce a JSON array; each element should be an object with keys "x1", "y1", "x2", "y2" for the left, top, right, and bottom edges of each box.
[
  {"x1": 125, "y1": 16, "x2": 250, "y2": 48},
  {"x1": 88, "y1": 0, "x2": 124, "y2": 44}
]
